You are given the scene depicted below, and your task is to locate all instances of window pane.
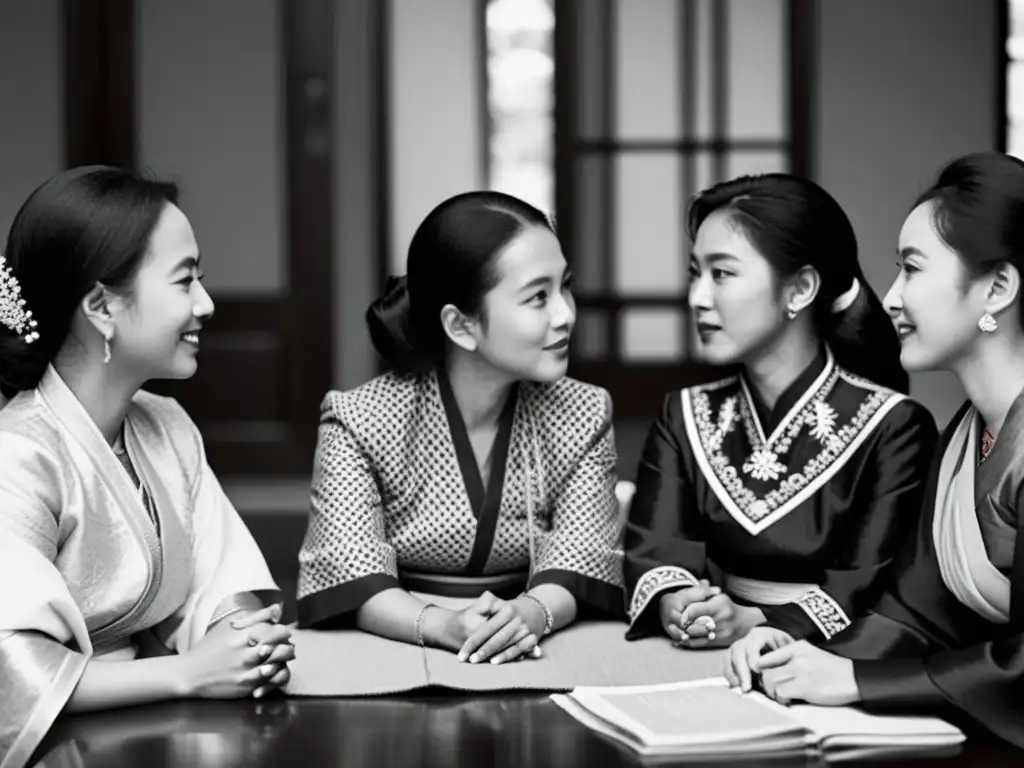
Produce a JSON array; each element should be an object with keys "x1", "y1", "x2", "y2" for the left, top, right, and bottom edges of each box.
[
  {"x1": 725, "y1": 149, "x2": 788, "y2": 180},
  {"x1": 486, "y1": 0, "x2": 555, "y2": 214},
  {"x1": 614, "y1": 0, "x2": 680, "y2": 139},
  {"x1": 614, "y1": 153, "x2": 684, "y2": 294},
  {"x1": 622, "y1": 307, "x2": 684, "y2": 361},
  {"x1": 727, "y1": 0, "x2": 787, "y2": 140},
  {"x1": 693, "y1": 0, "x2": 717, "y2": 141},
  {"x1": 575, "y1": 0, "x2": 611, "y2": 141},
  {"x1": 575, "y1": 308, "x2": 609, "y2": 360},
  {"x1": 573, "y1": 154, "x2": 609, "y2": 293}
]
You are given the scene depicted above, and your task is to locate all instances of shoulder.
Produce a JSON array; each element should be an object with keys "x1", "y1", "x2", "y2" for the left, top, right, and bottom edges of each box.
[
  {"x1": 0, "y1": 393, "x2": 66, "y2": 506},
  {"x1": 519, "y1": 376, "x2": 612, "y2": 424},
  {"x1": 129, "y1": 389, "x2": 203, "y2": 450},
  {"x1": 833, "y1": 368, "x2": 938, "y2": 448},
  {"x1": 319, "y1": 371, "x2": 423, "y2": 432}
]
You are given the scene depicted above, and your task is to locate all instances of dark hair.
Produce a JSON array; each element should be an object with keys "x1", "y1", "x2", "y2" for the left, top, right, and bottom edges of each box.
[
  {"x1": 914, "y1": 152, "x2": 1024, "y2": 326},
  {"x1": 687, "y1": 173, "x2": 908, "y2": 393},
  {"x1": 366, "y1": 191, "x2": 553, "y2": 374},
  {"x1": 0, "y1": 165, "x2": 179, "y2": 398}
]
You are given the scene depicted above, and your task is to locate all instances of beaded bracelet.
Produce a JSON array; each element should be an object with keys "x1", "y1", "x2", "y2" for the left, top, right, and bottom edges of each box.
[
  {"x1": 518, "y1": 592, "x2": 553, "y2": 637},
  {"x1": 415, "y1": 603, "x2": 437, "y2": 647}
]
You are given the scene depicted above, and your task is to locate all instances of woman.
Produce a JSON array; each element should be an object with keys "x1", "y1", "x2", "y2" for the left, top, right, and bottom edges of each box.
[
  {"x1": 624, "y1": 174, "x2": 937, "y2": 649},
  {"x1": 725, "y1": 153, "x2": 1024, "y2": 749},
  {"x1": 296, "y1": 191, "x2": 623, "y2": 665},
  {"x1": 0, "y1": 167, "x2": 294, "y2": 768}
]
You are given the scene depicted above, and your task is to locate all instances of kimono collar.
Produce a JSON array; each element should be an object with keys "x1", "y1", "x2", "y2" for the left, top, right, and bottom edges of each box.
[
  {"x1": 37, "y1": 364, "x2": 121, "y2": 452},
  {"x1": 742, "y1": 347, "x2": 830, "y2": 437},
  {"x1": 974, "y1": 381, "x2": 1024, "y2": 507}
]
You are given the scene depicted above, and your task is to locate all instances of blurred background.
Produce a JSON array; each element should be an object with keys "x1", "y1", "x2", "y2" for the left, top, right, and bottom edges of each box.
[{"x1": 0, "y1": 0, "x2": 1010, "y2": 604}]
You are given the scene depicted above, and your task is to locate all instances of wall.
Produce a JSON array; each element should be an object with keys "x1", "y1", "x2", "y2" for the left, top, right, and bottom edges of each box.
[{"x1": 815, "y1": 0, "x2": 998, "y2": 428}]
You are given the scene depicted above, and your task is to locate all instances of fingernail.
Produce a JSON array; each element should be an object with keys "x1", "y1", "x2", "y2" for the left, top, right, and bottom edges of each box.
[
  {"x1": 254, "y1": 688, "x2": 264, "y2": 699},
  {"x1": 260, "y1": 644, "x2": 271, "y2": 657},
  {"x1": 270, "y1": 605, "x2": 282, "y2": 621},
  {"x1": 261, "y1": 664, "x2": 275, "y2": 676},
  {"x1": 247, "y1": 637, "x2": 258, "y2": 646},
  {"x1": 490, "y1": 657, "x2": 501, "y2": 665},
  {"x1": 469, "y1": 654, "x2": 479, "y2": 664},
  {"x1": 708, "y1": 632, "x2": 716, "y2": 640},
  {"x1": 457, "y1": 652, "x2": 466, "y2": 662}
]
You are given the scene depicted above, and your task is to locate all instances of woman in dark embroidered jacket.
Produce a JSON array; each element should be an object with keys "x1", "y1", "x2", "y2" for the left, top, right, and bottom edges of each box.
[
  {"x1": 296, "y1": 191, "x2": 624, "y2": 665},
  {"x1": 724, "y1": 153, "x2": 1024, "y2": 749},
  {"x1": 623, "y1": 174, "x2": 937, "y2": 649}
]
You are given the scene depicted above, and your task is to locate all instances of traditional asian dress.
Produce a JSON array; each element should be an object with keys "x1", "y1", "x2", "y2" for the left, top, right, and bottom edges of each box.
[
  {"x1": 624, "y1": 348, "x2": 937, "y2": 643},
  {"x1": 295, "y1": 368, "x2": 625, "y2": 627},
  {"x1": 827, "y1": 389, "x2": 1024, "y2": 748},
  {"x1": 0, "y1": 366, "x2": 279, "y2": 768}
]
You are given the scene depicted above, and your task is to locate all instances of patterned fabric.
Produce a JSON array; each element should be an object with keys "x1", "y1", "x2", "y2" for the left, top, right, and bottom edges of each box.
[
  {"x1": 624, "y1": 348, "x2": 938, "y2": 642},
  {"x1": 296, "y1": 370, "x2": 625, "y2": 627}
]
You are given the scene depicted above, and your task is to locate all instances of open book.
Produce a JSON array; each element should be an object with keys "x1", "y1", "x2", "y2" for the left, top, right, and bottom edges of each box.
[{"x1": 551, "y1": 678, "x2": 965, "y2": 762}]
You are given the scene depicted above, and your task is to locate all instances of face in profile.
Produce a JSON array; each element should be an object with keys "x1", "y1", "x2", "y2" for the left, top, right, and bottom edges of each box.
[
  {"x1": 472, "y1": 225, "x2": 575, "y2": 383},
  {"x1": 688, "y1": 209, "x2": 787, "y2": 366},
  {"x1": 885, "y1": 201, "x2": 989, "y2": 372},
  {"x1": 112, "y1": 203, "x2": 215, "y2": 380}
]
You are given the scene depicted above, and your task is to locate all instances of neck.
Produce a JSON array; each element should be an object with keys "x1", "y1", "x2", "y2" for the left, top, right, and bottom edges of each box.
[
  {"x1": 444, "y1": 352, "x2": 514, "y2": 431},
  {"x1": 743, "y1": 324, "x2": 819, "y2": 413},
  {"x1": 952, "y1": 333, "x2": 1024, "y2": 436},
  {"x1": 53, "y1": 348, "x2": 140, "y2": 446}
]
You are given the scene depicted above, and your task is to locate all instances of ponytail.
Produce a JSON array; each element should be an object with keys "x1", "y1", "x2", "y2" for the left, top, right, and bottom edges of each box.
[{"x1": 365, "y1": 275, "x2": 430, "y2": 375}]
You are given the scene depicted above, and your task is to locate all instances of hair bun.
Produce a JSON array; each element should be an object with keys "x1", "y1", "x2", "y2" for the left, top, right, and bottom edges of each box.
[{"x1": 365, "y1": 274, "x2": 422, "y2": 374}]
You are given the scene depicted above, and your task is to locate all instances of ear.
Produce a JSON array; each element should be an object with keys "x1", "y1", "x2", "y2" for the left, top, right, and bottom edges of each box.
[
  {"x1": 439, "y1": 303, "x2": 481, "y2": 353},
  {"x1": 785, "y1": 265, "x2": 822, "y2": 315},
  {"x1": 985, "y1": 262, "x2": 1020, "y2": 317},
  {"x1": 80, "y1": 283, "x2": 120, "y2": 338}
]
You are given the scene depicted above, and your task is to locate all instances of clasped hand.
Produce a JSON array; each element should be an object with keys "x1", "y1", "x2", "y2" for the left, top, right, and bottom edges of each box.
[
  {"x1": 186, "y1": 603, "x2": 296, "y2": 700},
  {"x1": 659, "y1": 582, "x2": 764, "y2": 648},
  {"x1": 445, "y1": 591, "x2": 545, "y2": 665}
]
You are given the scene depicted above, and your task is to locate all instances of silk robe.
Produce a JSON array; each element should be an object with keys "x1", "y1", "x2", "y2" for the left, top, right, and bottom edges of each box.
[
  {"x1": 0, "y1": 367, "x2": 279, "y2": 768},
  {"x1": 295, "y1": 369, "x2": 625, "y2": 627},
  {"x1": 624, "y1": 349, "x2": 937, "y2": 643},
  {"x1": 827, "y1": 392, "x2": 1024, "y2": 748}
]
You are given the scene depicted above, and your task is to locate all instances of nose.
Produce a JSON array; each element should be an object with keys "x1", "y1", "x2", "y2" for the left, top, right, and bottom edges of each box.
[
  {"x1": 193, "y1": 281, "x2": 215, "y2": 321},
  {"x1": 882, "y1": 272, "x2": 904, "y2": 318},
  {"x1": 689, "y1": 271, "x2": 712, "y2": 311},
  {"x1": 552, "y1": 288, "x2": 576, "y2": 331}
]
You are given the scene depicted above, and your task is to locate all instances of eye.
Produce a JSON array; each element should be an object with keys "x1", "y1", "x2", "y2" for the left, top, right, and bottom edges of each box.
[
  {"x1": 561, "y1": 274, "x2": 573, "y2": 291},
  {"x1": 196, "y1": 272, "x2": 206, "y2": 282},
  {"x1": 687, "y1": 263, "x2": 699, "y2": 279},
  {"x1": 710, "y1": 268, "x2": 732, "y2": 281},
  {"x1": 528, "y1": 290, "x2": 549, "y2": 306},
  {"x1": 176, "y1": 275, "x2": 194, "y2": 287}
]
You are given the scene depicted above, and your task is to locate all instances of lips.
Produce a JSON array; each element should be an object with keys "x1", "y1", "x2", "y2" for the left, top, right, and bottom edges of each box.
[
  {"x1": 695, "y1": 321, "x2": 722, "y2": 338},
  {"x1": 544, "y1": 338, "x2": 570, "y2": 351},
  {"x1": 181, "y1": 331, "x2": 201, "y2": 346},
  {"x1": 894, "y1": 322, "x2": 915, "y2": 339}
]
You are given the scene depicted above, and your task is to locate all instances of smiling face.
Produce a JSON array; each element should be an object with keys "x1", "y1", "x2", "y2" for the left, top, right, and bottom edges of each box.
[
  {"x1": 467, "y1": 225, "x2": 576, "y2": 383},
  {"x1": 884, "y1": 200, "x2": 990, "y2": 372},
  {"x1": 687, "y1": 209, "x2": 790, "y2": 366},
  {"x1": 111, "y1": 203, "x2": 214, "y2": 381}
]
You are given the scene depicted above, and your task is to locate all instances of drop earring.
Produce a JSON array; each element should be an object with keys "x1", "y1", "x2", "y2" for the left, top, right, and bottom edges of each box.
[
  {"x1": 786, "y1": 306, "x2": 799, "y2": 320},
  {"x1": 103, "y1": 333, "x2": 112, "y2": 364},
  {"x1": 978, "y1": 313, "x2": 998, "y2": 333}
]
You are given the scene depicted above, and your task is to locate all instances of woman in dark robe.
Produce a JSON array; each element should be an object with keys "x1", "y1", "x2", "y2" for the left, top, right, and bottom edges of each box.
[
  {"x1": 623, "y1": 174, "x2": 937, "y2": 649},
  {"x1": 726, "y1": 152, "x2": 1024, "y2": 749}
]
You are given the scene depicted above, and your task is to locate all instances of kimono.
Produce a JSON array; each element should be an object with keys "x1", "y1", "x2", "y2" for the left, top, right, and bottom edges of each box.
[
  {"x1": 624, "y1": 348, "x2": 937, "y2": 643},
  {"x1": 826, "y1": 391, "x2": 1024, "y2": 748},
  {"x1": 295, "y1": 369, "x2": 624, "y2": 628},
  {"x1": 0, "y1": 366, "x2": 279, "y2": 768}
]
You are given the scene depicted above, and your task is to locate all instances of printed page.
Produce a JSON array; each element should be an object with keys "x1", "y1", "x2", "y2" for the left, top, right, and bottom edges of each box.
[
  {"x1": 571, "y1": 679, "x2": 804, "y2": 747},
  {"x1": 789, "y1": 703, "x2": 965, "y2": 748}
]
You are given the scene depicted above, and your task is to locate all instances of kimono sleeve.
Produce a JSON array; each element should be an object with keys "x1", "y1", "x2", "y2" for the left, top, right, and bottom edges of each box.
[
  {"x1": 528, "y1": 389, "x2": 626, "y2": 618},
  {"x1": 759, "y1": 400, "x2": 938, "y2": 642},
  {"x1": 295, "y1": 400, "x2": 401, "y2": 628},
  {"x1": 623, "y1": 392, "x2": 708, "y2": 639},
  {"x1": 159, "y1": 407, "x2": 280, "y2": 653},
  {"x1": 0, "y1": 433, "x2": 92, "y2": 768}
]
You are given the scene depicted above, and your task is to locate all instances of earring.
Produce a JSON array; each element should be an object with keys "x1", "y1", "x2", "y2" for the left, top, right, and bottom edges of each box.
[
  {"x1": 103, "y1": 333, "x2": 112, "y2": 364},
  {"x1": 786, "y1": 306, "x2": 799, "y2": 320},
  {"x1": 978, "y1": 313, "x2": 998, "y2": 333}
]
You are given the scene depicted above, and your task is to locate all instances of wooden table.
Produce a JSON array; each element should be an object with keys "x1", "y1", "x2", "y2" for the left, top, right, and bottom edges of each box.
[{"x1": 28, "y1": 692, "x2": 1022, "y2": 768}]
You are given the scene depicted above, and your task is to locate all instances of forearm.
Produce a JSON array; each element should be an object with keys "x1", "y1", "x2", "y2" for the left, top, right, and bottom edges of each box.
[
  {"x1": 355, "y1": 587, "x2": 458, "y2": 651},
  {"x1": 207, "y1": 591, "x2": 268, "y2": 631},
  {"x1": 66, "y1": 655, "x2": 192, "y2": 714}
]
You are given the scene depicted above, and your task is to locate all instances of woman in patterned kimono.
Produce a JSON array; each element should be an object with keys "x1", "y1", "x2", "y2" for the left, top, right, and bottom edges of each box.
[
  {"x1": 725, "y1": 153, "x2": 1024, "y2": 749},
  {"x1": 296, "y1": 191, "x2": 623, "y2": 665},
  {"x1": 0, "y1": 167, "x2": 294, "y2": 768},
  {"x1": 623, "y1": 174, "x2": 937, "y2": 650}
]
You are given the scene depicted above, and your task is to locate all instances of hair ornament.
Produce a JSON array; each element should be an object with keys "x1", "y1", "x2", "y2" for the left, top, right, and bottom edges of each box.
[
  {"x1": 0, "y1": 253, "x2": 39, "y2": 344},
  {"x1": 831, "y1": 277, "x2": 860, "y2": 314}
]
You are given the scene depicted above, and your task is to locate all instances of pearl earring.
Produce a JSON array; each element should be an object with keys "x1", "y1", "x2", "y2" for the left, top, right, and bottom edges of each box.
[
  {"x1": 978, "y1": 313, "x2": 998, "y2": 334},
  {"x1": 786, "y1": 306, "x2": 799, "y2": 320}
]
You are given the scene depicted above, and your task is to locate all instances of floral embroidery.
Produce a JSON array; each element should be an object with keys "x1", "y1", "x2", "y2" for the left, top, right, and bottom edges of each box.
[
  {"x1": 628, "y1": 565, "x2": 699, "y2": 625},
  {"x1": 795, "y1": 588, "x2": 850, "y2": 639},
  {"x1": 684, "y1": 363, "x2": 901, "y2": 534}
]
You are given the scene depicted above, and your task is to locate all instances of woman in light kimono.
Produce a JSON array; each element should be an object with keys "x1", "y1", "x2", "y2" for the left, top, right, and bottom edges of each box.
[
  {"x1": 724, "y1": 152, "x2": 1024, "y2": 749},
  {"x1": 0, "y1": 167, "x2": 294, "y2": 768},
  {"x1": 297, "y1": 191, "x2": 624, "y2": 665},
  {"x1": 623, "y1": 174, "x2": 937, "y2": 649}
]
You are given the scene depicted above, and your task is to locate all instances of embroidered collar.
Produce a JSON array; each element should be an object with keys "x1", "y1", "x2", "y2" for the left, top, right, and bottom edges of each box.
[
  {"x1": 682, "y1": 351, "x2": 906, "y2": 535},
  {"x1": 743, "y1": 348, "x2": 828, "y2": 436}
]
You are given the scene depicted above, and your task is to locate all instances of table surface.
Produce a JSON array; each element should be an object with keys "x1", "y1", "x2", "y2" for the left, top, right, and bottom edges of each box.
[{"x1": 28, "y1": 692, "x2": 1022, "y2": 768}]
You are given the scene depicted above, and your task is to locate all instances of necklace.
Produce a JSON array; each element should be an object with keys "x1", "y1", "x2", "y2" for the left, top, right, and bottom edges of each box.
[{"x1": 980, "y1": 427, "x2": 996, "y2": 464}]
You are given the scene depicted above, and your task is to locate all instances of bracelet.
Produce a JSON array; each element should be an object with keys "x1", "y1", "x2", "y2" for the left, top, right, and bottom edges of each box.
[
  {"x1": 415, "y1": 603, "x2": 436, "y2": 647},
  {"x1": 518, "y1": 592, "x2": 554, "y2": 637}
]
